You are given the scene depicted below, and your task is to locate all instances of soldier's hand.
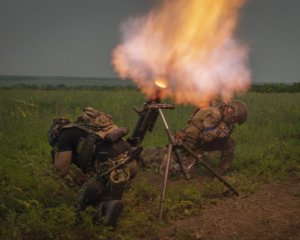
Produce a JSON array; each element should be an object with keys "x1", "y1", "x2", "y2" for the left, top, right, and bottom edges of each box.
[
  {"x1": 175, "y1": 130, "x2": 185, "y2": 140},
  {"x1": 216, "y1": 122, "x2": 231, "y2": 138}
]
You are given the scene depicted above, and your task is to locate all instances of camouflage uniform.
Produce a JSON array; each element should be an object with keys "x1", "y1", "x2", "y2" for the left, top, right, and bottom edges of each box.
[
  {"x1": 181, "y1": 105, "x2": 235, "y2": 175},
  {"x1": 139, "y1": 107, "x2": 229, "y2": 173}
]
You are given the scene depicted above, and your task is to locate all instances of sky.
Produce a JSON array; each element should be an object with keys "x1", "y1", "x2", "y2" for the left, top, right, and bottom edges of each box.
[{"x1": 0, "y1": 0, "x2": 299, "y2": 83}]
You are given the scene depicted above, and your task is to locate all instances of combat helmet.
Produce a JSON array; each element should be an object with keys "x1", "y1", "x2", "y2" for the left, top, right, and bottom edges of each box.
[
  {"x1": 228, "y1": 100, "x2": 248, "y2": 125},
  {"x1": 47, "y1": 117, "x2": 71, "y2": 147}
]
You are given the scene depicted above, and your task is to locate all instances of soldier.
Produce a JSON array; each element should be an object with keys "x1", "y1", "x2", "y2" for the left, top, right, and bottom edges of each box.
[
  {"x1": 177, "y1": 100, "x2": 248, "y2": 175},
  {"x1": 48, "y1": 107, "x2": 139, "y2": 229}
]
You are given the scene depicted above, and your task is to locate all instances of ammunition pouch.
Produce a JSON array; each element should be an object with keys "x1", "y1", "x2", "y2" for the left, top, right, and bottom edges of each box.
[
  {"x1": 104, "y1": 127, "x2": 129, "y2": 143},
  {"x1": 94, "y1": 136, "x2": 132, "y2": 163}
]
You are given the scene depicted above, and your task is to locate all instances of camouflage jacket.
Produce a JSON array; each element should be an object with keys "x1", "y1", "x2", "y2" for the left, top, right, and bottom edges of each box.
[{"x1": 184, "y1": 106, "x2": 233, "y2": 143}]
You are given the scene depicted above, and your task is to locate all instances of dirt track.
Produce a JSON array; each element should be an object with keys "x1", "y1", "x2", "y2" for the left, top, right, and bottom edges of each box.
[{"x1": 150, "y1": 177, "x2": 300, "y2": 240}]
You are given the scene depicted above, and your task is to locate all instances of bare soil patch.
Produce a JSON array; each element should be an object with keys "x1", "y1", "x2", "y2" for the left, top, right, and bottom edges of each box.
[{"x1": 145, "y1": 177, "x2": 300, "y2": 240}]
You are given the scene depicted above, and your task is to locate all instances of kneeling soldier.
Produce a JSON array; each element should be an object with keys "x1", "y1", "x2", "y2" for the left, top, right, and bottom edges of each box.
[
  {"x1": 48, "y1": 107, "x2": 139, "y2": 228},
  {"x1": 180, "y1": 100, "x2": 248, "y2": 175}
]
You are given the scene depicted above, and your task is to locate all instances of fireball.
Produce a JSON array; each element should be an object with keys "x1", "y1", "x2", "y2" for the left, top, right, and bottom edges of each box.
[{"x1": 113, "y1": 0, "x2": 251, "y2": 107}]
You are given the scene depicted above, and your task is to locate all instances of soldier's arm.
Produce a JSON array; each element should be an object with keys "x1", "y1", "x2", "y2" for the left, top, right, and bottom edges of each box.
[
  {"x1": 197, "y1": 108, "x2": 225, "y2": 142},
  {"x1": 53, "y1": 129, "x2": 75, "y2": 177},
  {"x1": 185, "y1": 107, "x2": 231, "y2": 143},
  {"x1": 54, "y1": 151, "x2": 72, "y2": 177}
]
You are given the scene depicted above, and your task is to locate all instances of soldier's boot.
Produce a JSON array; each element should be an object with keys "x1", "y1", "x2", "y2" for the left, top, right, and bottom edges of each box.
[
  {"x1": 218, "y1": 137, "x2": 235, "y2": 176},
  {"x1": 93, "y1": 200, "x2": 124, "y2": 229}
]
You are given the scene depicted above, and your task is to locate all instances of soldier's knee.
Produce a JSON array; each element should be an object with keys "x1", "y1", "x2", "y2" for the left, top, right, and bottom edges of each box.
[
  {"x1": 84, "y1": 179, "x2": 105, "y2": 199},
  {"x1": 77, "y1": 178, "x2": 105, "y2": 211}
]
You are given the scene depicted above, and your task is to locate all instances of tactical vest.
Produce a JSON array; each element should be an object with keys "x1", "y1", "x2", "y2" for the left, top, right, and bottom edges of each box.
[{"x1": 60, "y1": 123, "x2": 130, "y2": 173}]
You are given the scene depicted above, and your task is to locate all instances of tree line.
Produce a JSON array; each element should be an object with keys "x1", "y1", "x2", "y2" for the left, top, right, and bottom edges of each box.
[{"x1": 1, "y1": 82, "x2": 300, "y2": 92}]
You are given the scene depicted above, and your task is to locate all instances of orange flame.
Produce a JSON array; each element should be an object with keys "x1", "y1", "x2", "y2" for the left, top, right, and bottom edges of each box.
[
  {"x1": 112, "y1": 0, "x2": 251, "y2": 107},
  {"x1": 154, "y1": 78, "x2": 168, "y2": 89}
]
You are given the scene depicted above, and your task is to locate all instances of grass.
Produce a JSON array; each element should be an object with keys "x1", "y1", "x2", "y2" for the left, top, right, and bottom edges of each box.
[{"x1": 0, "y1": 88, "x2": 299, "y2": 239}]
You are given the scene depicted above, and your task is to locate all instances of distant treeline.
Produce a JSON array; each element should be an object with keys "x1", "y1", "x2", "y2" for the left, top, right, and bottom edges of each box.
[
  {"x1": 0, "y1": 84, "x2": 137, "y2": 91},
  {"x1": 0, "y1": 75, "x2": 120, "y2": 82},
  {"x1": 250, "y1": 82, "x2": 300, "y2": 93},
  {"x1": 1, "y1": 82, "x2": 300, "y2": 92}
]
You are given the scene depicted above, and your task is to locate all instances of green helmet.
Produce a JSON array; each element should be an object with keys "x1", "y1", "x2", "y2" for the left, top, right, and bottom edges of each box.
[{"x1": 228, "y1": 100, "x2": 248, "y2": 125}]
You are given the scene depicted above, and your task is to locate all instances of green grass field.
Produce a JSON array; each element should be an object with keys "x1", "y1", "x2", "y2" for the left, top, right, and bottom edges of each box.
[{"x1": 0, "y1": 88, "x2": 299, "y2": 239}]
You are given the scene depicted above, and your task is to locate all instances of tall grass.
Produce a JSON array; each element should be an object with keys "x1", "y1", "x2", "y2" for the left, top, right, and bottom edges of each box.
[{"x1": 0, "y1": 89, "x2": 299, "y2": 239}]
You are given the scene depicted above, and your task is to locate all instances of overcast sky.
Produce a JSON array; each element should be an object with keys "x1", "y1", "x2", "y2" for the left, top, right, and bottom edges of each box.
[{"x1": 0, "y1": 0, "x2": 299, "y2": 83}]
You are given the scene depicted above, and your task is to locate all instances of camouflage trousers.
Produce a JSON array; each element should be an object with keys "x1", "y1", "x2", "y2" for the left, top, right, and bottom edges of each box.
[
  {"x1": 76, "y1": 159, "x2": 138, "y2": 212},
  {"x1": 182, "y1": 136, "x2": 235, "y2": 175}
]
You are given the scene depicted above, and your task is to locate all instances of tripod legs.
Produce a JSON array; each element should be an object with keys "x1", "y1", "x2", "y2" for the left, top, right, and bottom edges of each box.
[
  {"x1": 159, "y1": 143, "x2": 173, "y2": 221},
  {"x1": 157, "y1": 108, "x2": 239, "y2": 221},
  {"x1": 180, "y1": 143, "x2": 239, "y2": 196}
]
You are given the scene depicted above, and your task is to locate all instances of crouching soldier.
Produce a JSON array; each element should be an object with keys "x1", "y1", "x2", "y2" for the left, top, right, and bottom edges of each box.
[
  {"x1": 178, "y1": 100, "x2": 248, "y2": 176},
  {"x1": 158, "y1": 100, "x2": 248, "y2": 177},
  {"x1": 48, "y1": 107, "x2": 139, "y2": 228}
]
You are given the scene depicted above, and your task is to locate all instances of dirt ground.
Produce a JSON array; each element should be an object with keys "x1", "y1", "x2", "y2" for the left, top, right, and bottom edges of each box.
[{"x1": 147, "y1": 177, "x2": 300, "y2": 240}]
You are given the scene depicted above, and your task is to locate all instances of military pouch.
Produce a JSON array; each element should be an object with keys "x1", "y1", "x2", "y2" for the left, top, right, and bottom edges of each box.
[
  {"x1": 104, "y1": 127, "x2": 129, "y2": 143},
  {"x1": 107, "y1": 169, "x2": 129, "y2": 199},
  {"x1": 77, "y1": 133, "x2": 98, "y2": 171}
]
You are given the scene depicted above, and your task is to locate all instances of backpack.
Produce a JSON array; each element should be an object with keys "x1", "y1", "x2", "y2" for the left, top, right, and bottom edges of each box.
[{"x1": 75, "y1": 107, "x2": 118, "y2": 138}]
